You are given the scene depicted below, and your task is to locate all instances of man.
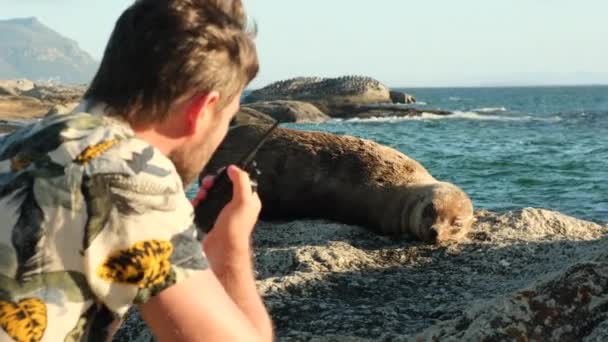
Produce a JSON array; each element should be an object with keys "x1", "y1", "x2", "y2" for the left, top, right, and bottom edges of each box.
[{"x1": 0, "y1": 0, "x2": 272, "y2": 341}]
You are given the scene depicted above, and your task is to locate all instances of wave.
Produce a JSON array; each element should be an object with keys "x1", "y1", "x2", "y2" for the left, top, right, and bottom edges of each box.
[
  {"x1": 472, "y1": 107, "x2": 507, "y2": 113},
  {"x1": 366, "y1": 102, "x2": 428, "y2": 107},
  {"x1": 338, "y1": 111, "x2": 562, "y2": 123}
]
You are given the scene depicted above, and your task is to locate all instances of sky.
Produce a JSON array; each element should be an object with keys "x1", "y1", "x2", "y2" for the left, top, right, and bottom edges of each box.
[{"x1": 2, "y1": 0, "x2": 608, "y2": 88}]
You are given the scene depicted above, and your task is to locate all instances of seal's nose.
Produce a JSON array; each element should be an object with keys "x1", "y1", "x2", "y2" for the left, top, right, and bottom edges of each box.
[{"x1": 429, "y1": 226, "x2": 439, "y2": 241}]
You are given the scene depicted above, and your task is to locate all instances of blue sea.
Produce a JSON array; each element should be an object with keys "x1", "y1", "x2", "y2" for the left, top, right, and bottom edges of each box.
[
  {"x1": 8, "y1": 87, "x2": 600, "y2": 221},
  {"x1": 228, "y1": 86, "x2": 607, "y2": 224}
]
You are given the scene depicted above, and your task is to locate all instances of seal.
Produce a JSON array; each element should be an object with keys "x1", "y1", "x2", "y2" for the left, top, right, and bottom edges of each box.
[{"x1": 199, "y1": 124, "x2": 474, "y2": 243}]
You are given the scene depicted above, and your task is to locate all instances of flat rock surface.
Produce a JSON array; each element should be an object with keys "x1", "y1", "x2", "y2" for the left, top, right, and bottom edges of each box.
[
  {"x1": 114, "y1": 208, "x2": 608, "y2": 341},
  {"x1": 0, "y1": 95, "x2": 49, "y2": 119},
  {"x1": 0, "y1": 82, "x2": 84, "y2": 120},
  {"x1": 244, "y1": 100, "x2": 330, "y2": 123},
  {"x1": 244, "y1": 76, "x2": 391, "y2": 107}
]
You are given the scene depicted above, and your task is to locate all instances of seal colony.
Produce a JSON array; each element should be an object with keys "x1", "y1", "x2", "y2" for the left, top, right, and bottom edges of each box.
[
  {"x1": 199, "y1": 124, "x2": 474, "y2": 244},
  {"x1": 243, "y1": 75, "x2": 390, "y2": 104}
]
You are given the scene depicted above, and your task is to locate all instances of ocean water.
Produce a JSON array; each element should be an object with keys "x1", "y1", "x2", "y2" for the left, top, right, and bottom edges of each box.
[
  {"x1": 225, "y1": 86, "x2": 607, "y2": 224},
  {"x1": 1, "y1": 88, "x2": 603, "y2": 223}
]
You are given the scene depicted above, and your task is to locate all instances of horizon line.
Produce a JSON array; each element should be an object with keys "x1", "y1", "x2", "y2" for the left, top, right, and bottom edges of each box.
[{"x1": 247, "y1": 82, "x2": 608, "y2": 91}]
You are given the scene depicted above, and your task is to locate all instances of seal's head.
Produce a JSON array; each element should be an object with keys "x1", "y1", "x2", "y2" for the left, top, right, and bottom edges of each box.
[{"x1": 404, "y1": 182, "x2": 474, "y2": 244}]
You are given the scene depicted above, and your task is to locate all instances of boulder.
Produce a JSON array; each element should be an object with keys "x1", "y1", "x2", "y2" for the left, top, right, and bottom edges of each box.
[
  {"x1": 0, "y1": 79, "x2": 35, "y2": 96},
  {"x1": 390, "y1": 90, "x2": 416, "y2": 104},
  {"x1": 44, "y1": 102, "x2": 79, "y2": 117},
  {"x1": 0, "y1": 95, "x2": 49, "y2": 120},
  {"x1": 244, "y1": 76, "x2": 392, "y2": 110},
  {"x1": 243, "y1": 100, "x2": 329, "y2": 123},
  {"x1": 114, "y1": 209, "x2": 608, "y2": 340},
  {"x1": 21, "y1": 83, "x2": 85, "y2": 104},
  {"x1": 232, "y1": 107, "x2": 275, "y2": 126}
]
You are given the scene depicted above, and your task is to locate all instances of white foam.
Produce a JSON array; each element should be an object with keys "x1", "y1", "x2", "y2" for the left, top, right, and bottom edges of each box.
[
  {"x1": 472, "y1": 107, "x2": 507, "y2": 113},
  {"x1": 338, "y1": 112, "x2": 562, "y2": 123}
]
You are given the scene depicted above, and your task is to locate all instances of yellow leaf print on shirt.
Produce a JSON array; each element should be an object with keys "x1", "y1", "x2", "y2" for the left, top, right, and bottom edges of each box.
[
  {"x1": 97, "y1": 240, "x2": 174, "y2": 288},
  {"x1": 9, "y1": 156, "x2": 31, "y2": 172},
  {"x1": 0, "y1": 298, "x2": 47, "y2": 342},
  {"x1": 73, "y1": 139, "x2": 119, "y2": 165}
]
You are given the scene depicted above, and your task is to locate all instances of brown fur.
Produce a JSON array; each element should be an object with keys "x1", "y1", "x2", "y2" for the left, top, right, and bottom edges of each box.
[{"x1": 201, "y1": 124, "x2": 474, "y2": 243}]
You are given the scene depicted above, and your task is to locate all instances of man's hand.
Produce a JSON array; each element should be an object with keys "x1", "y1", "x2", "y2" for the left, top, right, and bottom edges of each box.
[
  {"x1": 141, "y1": 165, "x2": 271, "y2": 342},
  {"x1": 190, "y1": 165, "x2": 271, "y2": 340},
  {"x1": 191, "y1": 172, "x2": 217, "y2": 207},
  {"x1": 201, "y1": 165, "x2": 262, "y2": 262}
]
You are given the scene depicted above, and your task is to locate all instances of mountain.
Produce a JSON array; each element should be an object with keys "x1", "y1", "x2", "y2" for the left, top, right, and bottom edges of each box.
[{"x1": 0, "y1": 17, "x2": 98, "y2": 84}]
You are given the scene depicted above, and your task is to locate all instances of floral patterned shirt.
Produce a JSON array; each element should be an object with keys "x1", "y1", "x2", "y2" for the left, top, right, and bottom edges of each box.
[{"x1": 0, "y1": 102, "x2": 208, "y2": 342}]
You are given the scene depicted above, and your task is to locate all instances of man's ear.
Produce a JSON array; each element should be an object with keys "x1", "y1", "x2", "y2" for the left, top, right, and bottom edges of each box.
[{"x1": 185, "y1": 91, "x2": 220, "y2": 135}]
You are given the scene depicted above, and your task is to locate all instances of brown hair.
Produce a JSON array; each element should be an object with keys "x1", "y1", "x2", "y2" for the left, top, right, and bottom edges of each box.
[{"x1": 84, "y1": 0, "x2": 259, "y2": 124}]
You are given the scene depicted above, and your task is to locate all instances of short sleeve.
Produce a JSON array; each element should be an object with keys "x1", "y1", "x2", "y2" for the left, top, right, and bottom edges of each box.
[{"x1": 80, "y1": 170, "x2": 208, "y2": 317}]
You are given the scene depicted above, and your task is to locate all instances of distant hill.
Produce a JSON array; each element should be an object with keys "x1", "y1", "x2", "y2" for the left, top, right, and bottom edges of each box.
[{"x1": 0, "y1": 17, "x2": 98, "y2": 84}]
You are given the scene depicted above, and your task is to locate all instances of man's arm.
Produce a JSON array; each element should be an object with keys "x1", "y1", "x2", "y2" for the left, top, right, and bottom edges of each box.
[
  {"x1": 140, "y1": 165, "x2": 272, "y2": 341},
  {"x1": 139, "y1": 269, "x2": 267, "y2": 341}
]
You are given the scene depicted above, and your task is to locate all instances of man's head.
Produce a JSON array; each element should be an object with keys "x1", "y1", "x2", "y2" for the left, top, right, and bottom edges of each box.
[{"x1": 84, "y1": 0, "x2": 259, "y2": 186}]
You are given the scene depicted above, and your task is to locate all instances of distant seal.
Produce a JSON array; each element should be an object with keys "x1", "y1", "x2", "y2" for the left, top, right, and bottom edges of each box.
[{"x1": 200, "y1": 125, "x2": 474, "y2": 243}]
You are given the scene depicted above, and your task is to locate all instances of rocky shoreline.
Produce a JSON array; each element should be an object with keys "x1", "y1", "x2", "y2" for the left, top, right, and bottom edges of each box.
[
  {"x1": 0, "y1": 79, "x2": 85, "y2": 124},
  {"x1": 0, "y1": 76, "x2": 449, "y2": 129},
  {"x1": 115, "y1": 209, "x2": 608, "y2": 341},
  {"x1": 240, "y1": 76, "x2": 437, "y2": 123}
]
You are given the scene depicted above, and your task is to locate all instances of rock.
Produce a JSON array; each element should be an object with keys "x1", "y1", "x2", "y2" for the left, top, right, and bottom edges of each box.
[
  {"x1": 232, "y1": 107, "x2": 275, "y2": 126},
  {"x1": 44, "y1": 102, "x2": 79, "y2": 117},
  {"x1": 115, "y1": 209, "x2": 608, "y2": 340},
  {"x1": 415, "y1": 253, "x2": 608, "y2": 341},
  {"x1": 244, "y1": 76, "x2": 391, "y2": 110},
  {"x1": 0, "y1": 95, "x2": 49, "y2": 120},
  {"x1": 0, "y1": 83, "x2": 85, "y2": 122},
  {"x1": 243, "y1": 100, "x2": 329, "y2": 123},
  {"x1": 21, "y1": 83, "x2": 85, "y2": 104},
  {"x1": 328, "y1": 104, "x2": 451, "y2": 119},
  {"x1": 390, "y1": 90, "x2": 416, "y2": 104},
  {"x1": 0, "y1": 79, "x2": 35, "y2": 96},
  {"x1": 242, "y1": 76, "x2": 453, "y2": 119}
]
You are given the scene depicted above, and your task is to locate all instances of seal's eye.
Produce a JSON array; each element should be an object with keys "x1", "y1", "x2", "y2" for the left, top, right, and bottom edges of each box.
[{"x1": 422, "y1": 203, "x2": 436, "y2": 219}]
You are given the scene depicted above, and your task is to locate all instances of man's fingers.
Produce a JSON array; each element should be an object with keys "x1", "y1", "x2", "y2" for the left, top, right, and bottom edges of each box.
[
  {"x1": 191, "y1": 188, "x2": 207, "y2": 207},
  {"x1": 227, "y1": 165, "x2": 252, "y2": 203},
  {"x1": 201, "y1": 175, "x2": 215, "y2": 190}
]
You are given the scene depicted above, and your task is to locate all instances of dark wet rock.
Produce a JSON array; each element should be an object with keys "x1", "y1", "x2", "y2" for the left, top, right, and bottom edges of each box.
[
  {"x1": 390, "y1": 90, "x2": 416, "y2": 104},
  {"x1": 243, "y1": 100, "x2": 329, "y2": 123}
]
